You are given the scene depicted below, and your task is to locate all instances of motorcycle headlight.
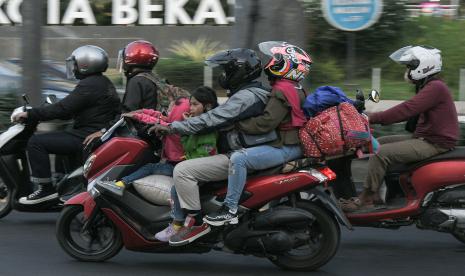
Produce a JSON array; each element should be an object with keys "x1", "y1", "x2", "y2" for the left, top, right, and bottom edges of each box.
[{"x1": 83, "y1": 154, "x2": 96, "y2": 178}]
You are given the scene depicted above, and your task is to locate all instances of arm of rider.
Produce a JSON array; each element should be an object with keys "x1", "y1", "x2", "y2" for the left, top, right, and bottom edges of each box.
[
  {"x1": 12, "y1": 111, "x2": 28, "y2": 123},
  {"x1": 170, "y1": 90, "x2": 255, "y2": 135},
  {"x1": 237, "y1": 91, "x2": 288, "y2": 135},
  {"x1": 27, "y1": 82, "x2": 95, "y2": 123}
]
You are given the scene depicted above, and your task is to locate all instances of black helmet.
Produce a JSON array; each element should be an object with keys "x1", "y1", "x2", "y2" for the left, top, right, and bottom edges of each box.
[{"x1": 205, "y1": 48, "x2": 262, "y2": 91}]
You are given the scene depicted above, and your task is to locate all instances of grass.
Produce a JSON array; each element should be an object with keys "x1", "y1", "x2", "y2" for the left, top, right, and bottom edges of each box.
[{"x1": 310, "y1": 78, "x2": 460, "y2": 101}]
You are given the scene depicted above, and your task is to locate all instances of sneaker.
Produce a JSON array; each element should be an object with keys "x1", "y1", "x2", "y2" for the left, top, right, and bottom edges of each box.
[
  {"x1": 203, "y1": 205, "x2": 238, "y2": 226},
  {"x1": 97, "y1": 180, "x2": 125, "y2": 196},
  {"x1": 155, "y1": 223, "x2": 179, "y2": 242},
  {"x1": 18, "y1": 185, "x2": 58, "y2": 205},
  {"x1": 169, "y1": 216, "x2": 211, "y2": 246}
]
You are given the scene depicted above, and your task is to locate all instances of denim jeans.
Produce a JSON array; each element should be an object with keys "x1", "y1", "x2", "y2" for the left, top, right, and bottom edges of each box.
[
  {"x1": 170, "y1": 186, "x2": 185, "y2": 221},
  {"x1": 224, "y1": 145, "x2": 302, "y2": 212},
  {"x1": 122, "y1": 162, "x2": 174, "y2": 185}
]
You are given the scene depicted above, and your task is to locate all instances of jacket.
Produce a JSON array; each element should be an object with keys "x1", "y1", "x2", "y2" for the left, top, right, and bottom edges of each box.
[
  {"x1": 27, "y1": 73, "x2": 121, "y2": 138},
  {"x1": 237, "y1": 87, "x2": 306, "y2": 147},
  {"x1": 181, "y1": 132, "x2": 218, "y2": 160},
  {"x1": 369, "y1": 79, "x2": 458, "y2": 149},
  {"x1": 122, "y1": 71, "x2": 158, "y2": 112}
]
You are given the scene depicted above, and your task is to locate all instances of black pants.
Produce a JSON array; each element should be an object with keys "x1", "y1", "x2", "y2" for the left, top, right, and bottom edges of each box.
[{"x1": 27, "y1": 131, "x2": 84, "y2": 184}]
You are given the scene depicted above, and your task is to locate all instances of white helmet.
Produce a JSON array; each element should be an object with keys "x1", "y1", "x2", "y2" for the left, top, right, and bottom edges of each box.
[{"x1": 389, "y1": 45, "x2": 442, "y2": 80}]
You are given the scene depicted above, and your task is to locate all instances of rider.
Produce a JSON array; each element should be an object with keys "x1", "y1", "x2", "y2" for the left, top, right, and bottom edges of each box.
[
  {"x1": 204, "y1": 41, "x2": 312, "y2": 226},
  {"x1": 150, "y1": 48, "x2": 269, "y2": 246},
  {"x1": 342, "y1": 45, "x2": 459, "y2": 211},
  {"x1": 12, "y1": 45, "x2": 121, "y2": 204},
  {"x1": 83, "y1": 40, "x2": 163, "y2": 146}
]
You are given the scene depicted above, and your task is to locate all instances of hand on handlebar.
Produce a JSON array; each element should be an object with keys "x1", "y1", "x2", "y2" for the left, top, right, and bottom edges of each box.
[
  {"x1": 148, "y1": 124, "x2": 173, "y2": 136},
  {"x1": 12, "y1": 111, "x2": 28, "y2": 123},
  {"x1": 83, "y1": 131, "x2": 103, "y2": 146}
]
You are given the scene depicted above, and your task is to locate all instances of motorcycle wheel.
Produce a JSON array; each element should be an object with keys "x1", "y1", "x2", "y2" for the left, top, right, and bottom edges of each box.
[
  {"x1": 56, "y1": 205, "x2": 123, "y2": 262},
  {"x1": 0, "y1": 176, "x2": 12, "y2": 219},
  {"x1": 270, "y1": 201, "x2": 340, "y2": 271}
]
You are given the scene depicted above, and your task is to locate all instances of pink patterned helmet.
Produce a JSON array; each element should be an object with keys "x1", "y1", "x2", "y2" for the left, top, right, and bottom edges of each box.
[{"x1": 258, "y1": 41, "x2": 312, "y2": 81}]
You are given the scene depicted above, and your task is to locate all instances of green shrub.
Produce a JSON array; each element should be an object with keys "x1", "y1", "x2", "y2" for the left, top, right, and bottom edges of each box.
[
  {"x1": 310, "y1": 57, "x2": 345, "y2": 85},
  {"x1": 155, "y1": 58, "x2": 204, "y2": 92},
  {"x1": 168, "y1": 38, "x2": 227, "y2": 62}
]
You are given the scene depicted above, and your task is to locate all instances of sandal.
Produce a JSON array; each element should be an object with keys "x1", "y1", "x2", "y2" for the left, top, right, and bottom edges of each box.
[{"x1": 338, "y1": 197, "x2": 362, "y2": 212}]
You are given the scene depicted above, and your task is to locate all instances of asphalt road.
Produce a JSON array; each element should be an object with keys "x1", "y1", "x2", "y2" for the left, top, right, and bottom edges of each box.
[{"x1": 1, "y1": 211, "x2": 464, "y2": 276}]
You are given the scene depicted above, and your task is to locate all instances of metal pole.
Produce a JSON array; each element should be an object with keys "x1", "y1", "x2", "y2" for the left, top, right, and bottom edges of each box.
[
  {"x1": 372, "y1": 68, "x2": 381, "y2": 92},
  {"x1": 21, "y1": 0, "x2": 44, "y2": 107},
  {"x1": 345, "y1": 32, "x2": 356, "y2": 83},
  {"x1": 204, "y1": 65, "x2": 213, "y2": 88},
  {"x1": 459, "y1": 68, "x2": 465, "y2": 101}
]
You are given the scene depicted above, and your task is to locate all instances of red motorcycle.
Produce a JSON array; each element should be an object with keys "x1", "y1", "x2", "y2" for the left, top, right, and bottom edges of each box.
[
  {"x1": 342, "y1": 148, "x2": 465, "y2": 242},
  {"x1": 55, "y1": 117, "x2": 347, "y2": 271}
]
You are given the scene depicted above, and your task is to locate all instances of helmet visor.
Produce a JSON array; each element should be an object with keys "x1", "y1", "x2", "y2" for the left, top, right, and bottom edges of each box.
[
  {"x1": 389, "y1": 46, "x2": 419, "y2": 68},
  {"x1": 116, "y1": 49, "x2": 124, "y2": 73},
  {"x1": 65, "y1": 57, "x2": 76, "y2": 80},
  {"x1": 258, "y1": 41, "x2": 288, "y2": 57}
]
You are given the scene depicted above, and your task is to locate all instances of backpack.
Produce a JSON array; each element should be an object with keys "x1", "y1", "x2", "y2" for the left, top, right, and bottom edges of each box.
[
  {"x1": 303, "y1": 86, "x2": 354, "y2": 117},
  {"x1": 299, "y1": 102, "x2": 371, "y2": 159}
]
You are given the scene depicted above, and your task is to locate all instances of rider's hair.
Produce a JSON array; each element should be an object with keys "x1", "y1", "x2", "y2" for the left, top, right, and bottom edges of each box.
[{"x1": 190, "y1": 86, "x2": 219, "y2": 111}]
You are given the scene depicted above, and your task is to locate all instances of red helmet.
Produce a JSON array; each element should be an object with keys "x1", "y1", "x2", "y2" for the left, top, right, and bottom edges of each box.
[{"x1": 117, "y1": 40, "x2": 159, "y2": 72}]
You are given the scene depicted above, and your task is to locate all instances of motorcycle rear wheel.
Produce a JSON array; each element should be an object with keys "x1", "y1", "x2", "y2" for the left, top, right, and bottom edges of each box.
[
  {"x1": 270, "y1": 201, "x2": 340, "y2": 271},
  {"x1": 56, "y1": 205, "x2": 123, "y2": 262},
  {"x1": 0, "y1": 176, "x2": 12, "y2": 219}
]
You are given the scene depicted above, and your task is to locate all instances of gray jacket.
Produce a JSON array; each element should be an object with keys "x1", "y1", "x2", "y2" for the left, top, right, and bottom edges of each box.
[{"x1": 171, "y1": 84, "x2": 270, "y2": 135}]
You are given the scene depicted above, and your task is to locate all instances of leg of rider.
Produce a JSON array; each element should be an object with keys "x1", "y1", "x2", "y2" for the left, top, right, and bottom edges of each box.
[
  {"x1": 169, "y1": 155, "x2": 229, "y2": 245},
  {"x1": 154, "y1": 185, "x2": 184, "y2": 242},
  {"x1": 362, "y1": 138, "x2": 449, "y2": 205},
  {"x1": 121, "y1": 163, "x2": 174, "y2": 186},
  {"x1": 204, "y1": 145, "x2": 302, "y2": 226},
  {"x1": 24, "y1": 132, "x2": 83, "y2": 203}
]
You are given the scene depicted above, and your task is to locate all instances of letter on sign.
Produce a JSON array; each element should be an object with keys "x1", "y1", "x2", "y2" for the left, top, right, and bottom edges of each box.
[
  {"x1": 62, "y1": 0, "x2": 96, "y2": 24},
  {"x1": 112, "y1": 0, "x2": 138, "y2": 24},
  {"x1": 165, "y1": 0, "x2": 192, "y2": 24},
  {"x1": 193, "y1": 0, "x2": 227, "y2": 24}
]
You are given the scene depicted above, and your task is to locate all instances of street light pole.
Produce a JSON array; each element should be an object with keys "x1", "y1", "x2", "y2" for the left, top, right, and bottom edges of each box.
[{"x1": 21, "y1": 0, "x2": 44, "y2": 107}]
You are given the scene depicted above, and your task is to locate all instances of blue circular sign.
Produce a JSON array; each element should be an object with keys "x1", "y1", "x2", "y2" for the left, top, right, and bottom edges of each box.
[{"x1": 322, "y1": 0, "x2": 383, "y2": 32}]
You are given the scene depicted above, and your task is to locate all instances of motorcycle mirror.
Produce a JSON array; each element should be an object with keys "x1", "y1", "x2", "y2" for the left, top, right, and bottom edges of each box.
[
  {"x1": 46, "y1": 94, "x2": 58, "y2": 105},
  {"x1": 368, "y1": 90, "x2": 380, "y2": 103},
  {"x1": 22, "y1": 94, "x2": 30, "y2": 105}
]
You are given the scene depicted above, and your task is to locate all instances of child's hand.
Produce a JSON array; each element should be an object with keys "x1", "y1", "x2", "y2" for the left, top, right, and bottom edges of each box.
[{"x1": 182, "y1": 112, "x2": 191, "y2": 120}]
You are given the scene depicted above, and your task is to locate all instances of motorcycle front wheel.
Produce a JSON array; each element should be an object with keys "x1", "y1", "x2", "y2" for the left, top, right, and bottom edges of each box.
[
  {"x1": 56, "y1": 205, "x2": 123, "y2": 262},
  {"x1": 0, "y1": 175, "x2": 12, "y2": 219},
  {"x1": 270, "y1": 201, "x2": 341, "y2": 271}
]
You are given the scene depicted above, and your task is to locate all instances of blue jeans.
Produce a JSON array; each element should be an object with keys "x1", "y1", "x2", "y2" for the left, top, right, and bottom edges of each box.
[
  {"x1": 121, "y1": 162, "x2": 174, "y2": 185},
  {"x1": 170, "y1": 186, "x2": 185, "y2": 221},
  {"x1": 224, "y1": 145, "x2": 302, "y2": 212}
]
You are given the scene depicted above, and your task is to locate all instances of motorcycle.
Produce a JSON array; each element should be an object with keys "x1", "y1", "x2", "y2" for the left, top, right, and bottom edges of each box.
[
  {"x1": 55, "y1": 115, "x2": 348, "y2": 271},
  {"x1": 0, "y1": 94, "x2": 85, "y2": 219}
]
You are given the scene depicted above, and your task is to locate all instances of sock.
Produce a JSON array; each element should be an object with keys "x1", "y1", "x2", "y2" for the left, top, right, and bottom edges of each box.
[
  {"x1": 173, "y1": 220, "x2": 183, "y2": 230},
  {"x1": 115, "y1": 181, "x2": 126, "y2": 188},
  {"x1": 186, "y1": 211, "x2": 203, "y2": 226}
]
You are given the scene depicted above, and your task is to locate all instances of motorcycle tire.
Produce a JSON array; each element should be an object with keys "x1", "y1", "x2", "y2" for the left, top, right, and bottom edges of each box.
[
  {"x1": 56, "y1": 205, "x2": 123, "y2": 262},
  {"x1": 0, "y1": 176, "x2": 12, "y2": 219},
  {"x1": 270, "y1": 201, "x2": 340, "y2": 271}
]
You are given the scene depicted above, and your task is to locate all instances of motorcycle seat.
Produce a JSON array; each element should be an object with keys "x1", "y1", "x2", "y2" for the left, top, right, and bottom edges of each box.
[{"x1": 387, "y1": 147, "x2": 465, "y2": 174}]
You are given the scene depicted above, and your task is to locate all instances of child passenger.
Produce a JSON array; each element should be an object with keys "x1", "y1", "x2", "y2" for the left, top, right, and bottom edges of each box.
[{"x1": 97, "y1": 86, "x2": 219, "y2": 197}]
